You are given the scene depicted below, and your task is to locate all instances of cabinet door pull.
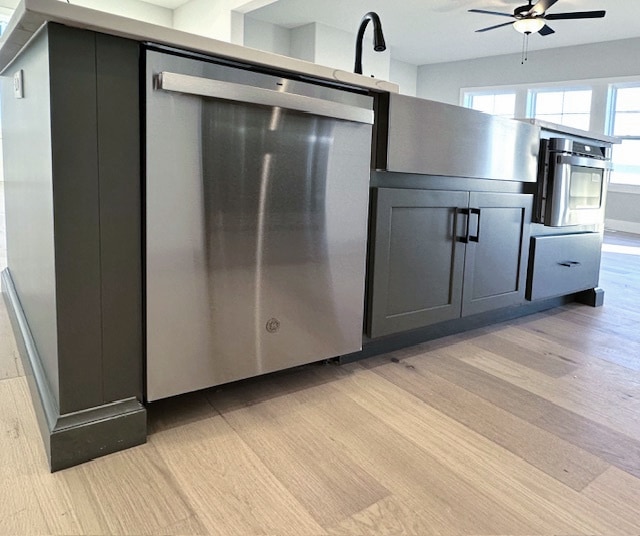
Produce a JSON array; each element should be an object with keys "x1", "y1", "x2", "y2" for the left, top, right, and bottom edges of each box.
[
  {"x1": 456, "y1": 208, "x2": 470, "y2": 243},
  {"x1": 558, "y1": 261, "x2": 582, "y2": 267},
  {"x1": 469, "y1": 208, "x2": 481, "y2": 243}
]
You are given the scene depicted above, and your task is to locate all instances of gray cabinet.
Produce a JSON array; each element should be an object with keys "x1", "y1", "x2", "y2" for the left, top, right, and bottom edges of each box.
[
  {"x1": 0, "y1": 23, "x2": 145, "y2": 471},
  {"x1": 462, "y1": 192, "x2": 533, "y2": 316},
  {"x1": 526, "y1": 232, "x2": 602, "y2": 301},
  {"x1": 366, "y1": 189, "x2": 467, "y2": 337},
  {"x1": 367, "y1": 188, "x2": 532, "y2": 338}
]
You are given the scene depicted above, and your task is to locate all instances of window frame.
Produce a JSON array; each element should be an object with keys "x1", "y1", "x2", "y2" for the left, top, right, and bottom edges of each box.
[
  {"x1": 606, "y1": 83, "x2": 640, "y2": 190},
  {"x1": 463, "y1": 90, "x2": 517, "y2": 118},
  {"x1": 0, "y1": 10, "x2": 11, "y2": 36},
  {"x1": 527, "y1": 86, "x2": 593, "y2": 131}
]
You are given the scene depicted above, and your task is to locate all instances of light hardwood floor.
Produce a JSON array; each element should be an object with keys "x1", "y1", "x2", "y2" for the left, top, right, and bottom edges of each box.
[{"x1": 1, "y1": 224, "x2": 640, "y2": 535}]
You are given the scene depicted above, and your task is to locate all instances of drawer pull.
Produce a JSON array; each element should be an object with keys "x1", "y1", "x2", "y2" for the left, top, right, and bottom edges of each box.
[{"x1": 558, "y1": 261, "x2": 582, "y2": 267}]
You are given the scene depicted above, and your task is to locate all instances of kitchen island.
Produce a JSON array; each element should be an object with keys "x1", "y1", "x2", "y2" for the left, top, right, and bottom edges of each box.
[{"x1": 0, "y1": 0, "x2": 613, "y2": 472}]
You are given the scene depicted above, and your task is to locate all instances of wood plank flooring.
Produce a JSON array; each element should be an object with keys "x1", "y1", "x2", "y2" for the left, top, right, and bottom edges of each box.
[{"x1": 2, "y1": 229, "x2": 640, "y2": 535}]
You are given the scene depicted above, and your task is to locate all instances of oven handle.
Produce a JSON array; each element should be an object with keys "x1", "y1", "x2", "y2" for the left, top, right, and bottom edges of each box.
[
  {"x1": 155, "y1": 71, "x2": 374, "y2": 125},
  {"x1": 556, "y1": 154, "x2": 612, "y2": 170}
]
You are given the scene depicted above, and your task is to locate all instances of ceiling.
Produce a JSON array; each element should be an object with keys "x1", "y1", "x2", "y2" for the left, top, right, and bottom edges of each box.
[
  {"x1": 2, "y1": 0, "x2": 636, "y2": 65},
  {"x1": 236, "y1": 0, "x2": 640, "y2": 65},
  {"x1": 141, "y1": 0, "x2": 188, "y2": 8}
]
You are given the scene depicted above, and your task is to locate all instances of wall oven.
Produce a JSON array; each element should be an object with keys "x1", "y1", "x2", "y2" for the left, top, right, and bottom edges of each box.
[{"x1": 535, "y1": 137, "x2": 612, "y2": 227}]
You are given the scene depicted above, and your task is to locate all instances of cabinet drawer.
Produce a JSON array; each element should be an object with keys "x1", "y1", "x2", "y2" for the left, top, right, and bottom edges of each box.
[{"x1": 526, "y1": 233, "x2": 602, "y2": 301}]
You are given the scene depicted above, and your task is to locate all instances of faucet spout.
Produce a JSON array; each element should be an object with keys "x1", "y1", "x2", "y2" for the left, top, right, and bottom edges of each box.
[{"x1": 354, "y1": 11, "x2": 386, "y2": 75}]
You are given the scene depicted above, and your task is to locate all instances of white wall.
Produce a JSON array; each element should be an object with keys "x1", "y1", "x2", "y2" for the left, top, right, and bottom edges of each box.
[
  {"x1": 606, "y1": 190, "x2": 640, "y2": 234},
  {"x1": 390, "y1": 59, "x2": 417, "y2": 96},
  {"x1": 0, "y1": 0, "x2": 171, "y2": 26},
  {"x1": 0, "y1": 0, "x2": 22, "y2": 10},
  {"x1": 243, "y1": 16, "x2": 290, "y2": 56},
  {"x1": 289, "y1": 23, "x2": 315, "y2": 63},
  {"x1": 173, "y1": 0, "x2": 256, "y2": 44},
  {"x1": 173, "y1": 0, "x2": 234, "y2": 41},
  {"x1": 417, "y1": 37, "x2": 640, "y2": 105},
  {"x1": 607, "y1": 202, "x2": 640, "y2": 233},
  {"x1": 57, "y1": 0, "x2": 172, "y2": 26}
]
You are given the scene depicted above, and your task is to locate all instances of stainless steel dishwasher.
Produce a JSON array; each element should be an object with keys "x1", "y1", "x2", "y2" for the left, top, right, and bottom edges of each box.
[{"x1": 145, "y1": 48, "x2": 374, "y2": 400}]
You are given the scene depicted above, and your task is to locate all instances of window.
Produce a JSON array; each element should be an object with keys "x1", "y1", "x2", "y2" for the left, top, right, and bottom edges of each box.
[
  {"x1": 0, "y1": 12, "x2": 10, "y2": 37},
  {"x1": 464, "y1": 92, "x2": 516, "y2": 118},
  {"x1": 608, "y1": 85, "x2": 640, "y2": 186},
  {"x1": 530, "y1": 88, "x2": 592, "y2": 130}
]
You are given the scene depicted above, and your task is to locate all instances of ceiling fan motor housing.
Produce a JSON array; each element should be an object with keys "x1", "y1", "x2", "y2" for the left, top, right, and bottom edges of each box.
[{"x1": 514, "y1": 4, "x2": 536, "y2": 18}]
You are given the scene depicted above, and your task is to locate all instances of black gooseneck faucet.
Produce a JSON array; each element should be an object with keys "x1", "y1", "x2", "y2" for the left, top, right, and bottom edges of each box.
[{"x1": 354, "y1": 12, "x2": 386, "y2": 75}]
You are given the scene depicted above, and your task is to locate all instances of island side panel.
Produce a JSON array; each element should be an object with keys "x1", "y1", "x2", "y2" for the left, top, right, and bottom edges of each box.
[
  {"x1": 1, "y1": 29, "x2": 60, "y2": 403},
  {"x1": 2, "y1": 23, "x2": 147, "y2": 471},
  {"x1": 95, "y1": 33, "x2": 143, "y2": 402},
  {"x1": 48, "y1": 23, "x2": 103, "y2": 414}
]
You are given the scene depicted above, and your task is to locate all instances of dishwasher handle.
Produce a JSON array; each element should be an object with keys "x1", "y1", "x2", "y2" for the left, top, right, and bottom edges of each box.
[{"x1": 156, "y1": 71, "x2": 374, "y2": 125}]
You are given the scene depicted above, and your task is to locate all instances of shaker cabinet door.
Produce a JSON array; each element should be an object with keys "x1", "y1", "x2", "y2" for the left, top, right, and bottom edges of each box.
[
  {"x1": 366, "y1": 188, "x2": 468, "y2": 338},
  {"x1": 461, "y1": 192, "x2": 532, "y2": 317}
]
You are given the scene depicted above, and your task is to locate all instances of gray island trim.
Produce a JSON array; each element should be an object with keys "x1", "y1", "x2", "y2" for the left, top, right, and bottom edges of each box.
[
  {"x1": 1, "y1": 23, "x2": 145, "y2": 471},
  {"x1": 3, "y1": 269, "x2": 146, "y2": 471}
]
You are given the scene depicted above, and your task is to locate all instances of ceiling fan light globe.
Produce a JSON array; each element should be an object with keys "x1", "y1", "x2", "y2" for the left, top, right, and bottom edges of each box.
[{"x1": 513, "y1": 18, "x2": 545, "y2": 33}]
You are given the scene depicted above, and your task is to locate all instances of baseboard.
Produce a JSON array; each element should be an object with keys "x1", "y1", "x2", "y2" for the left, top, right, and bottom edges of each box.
[
  {"x1": 605, "y1": 219, "x2": 640, "y2": 235},
  {"x1": 576, "y1": 287, "x2": 605, "y2": 307},
  {"x1": 1, "y1": 268, "x2": 147, "y2": 472},
  {"x1": 340, "y1": 295, "x2": 573, "y2": 364},
  {"x1": 49, "y1": 398, "x2": 146, "y2": 472}
]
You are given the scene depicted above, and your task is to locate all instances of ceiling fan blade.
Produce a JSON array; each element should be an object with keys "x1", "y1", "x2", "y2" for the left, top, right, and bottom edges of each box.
[
  {"x1": 528, "y1": 0, "x2": 559, "y2": 16},
  {"x1": 545, "y1": 10, "x2": 606, "y2": 20},
  {"x1": 468, "y1": 9, "x2": 514, "y2": 18},
  {"x1": 475, "y1": 21, "x2": 515, "y2": 32},
  {"x1": 538, "y1": 24, "x2": 555, "y2": 35}
]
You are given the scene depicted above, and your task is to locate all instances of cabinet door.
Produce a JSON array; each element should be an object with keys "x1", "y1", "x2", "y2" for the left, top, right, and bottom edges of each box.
[
  {"x1": 367, "y1": 188, "x2": 468, "y2": 338},
  {"x1": 461, "y1": 192, "x2": 532, "y2": 317}
]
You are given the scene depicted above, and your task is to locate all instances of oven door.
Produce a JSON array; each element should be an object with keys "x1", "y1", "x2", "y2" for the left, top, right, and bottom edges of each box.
[{"x1": 545, "y1": 154, "x2": 610, "y2": 227}]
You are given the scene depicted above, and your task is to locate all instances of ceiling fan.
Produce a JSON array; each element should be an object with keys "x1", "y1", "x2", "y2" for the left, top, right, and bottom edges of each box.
[{"x1": 469, "y1": 0, "x2": 606, "y2": 36}]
